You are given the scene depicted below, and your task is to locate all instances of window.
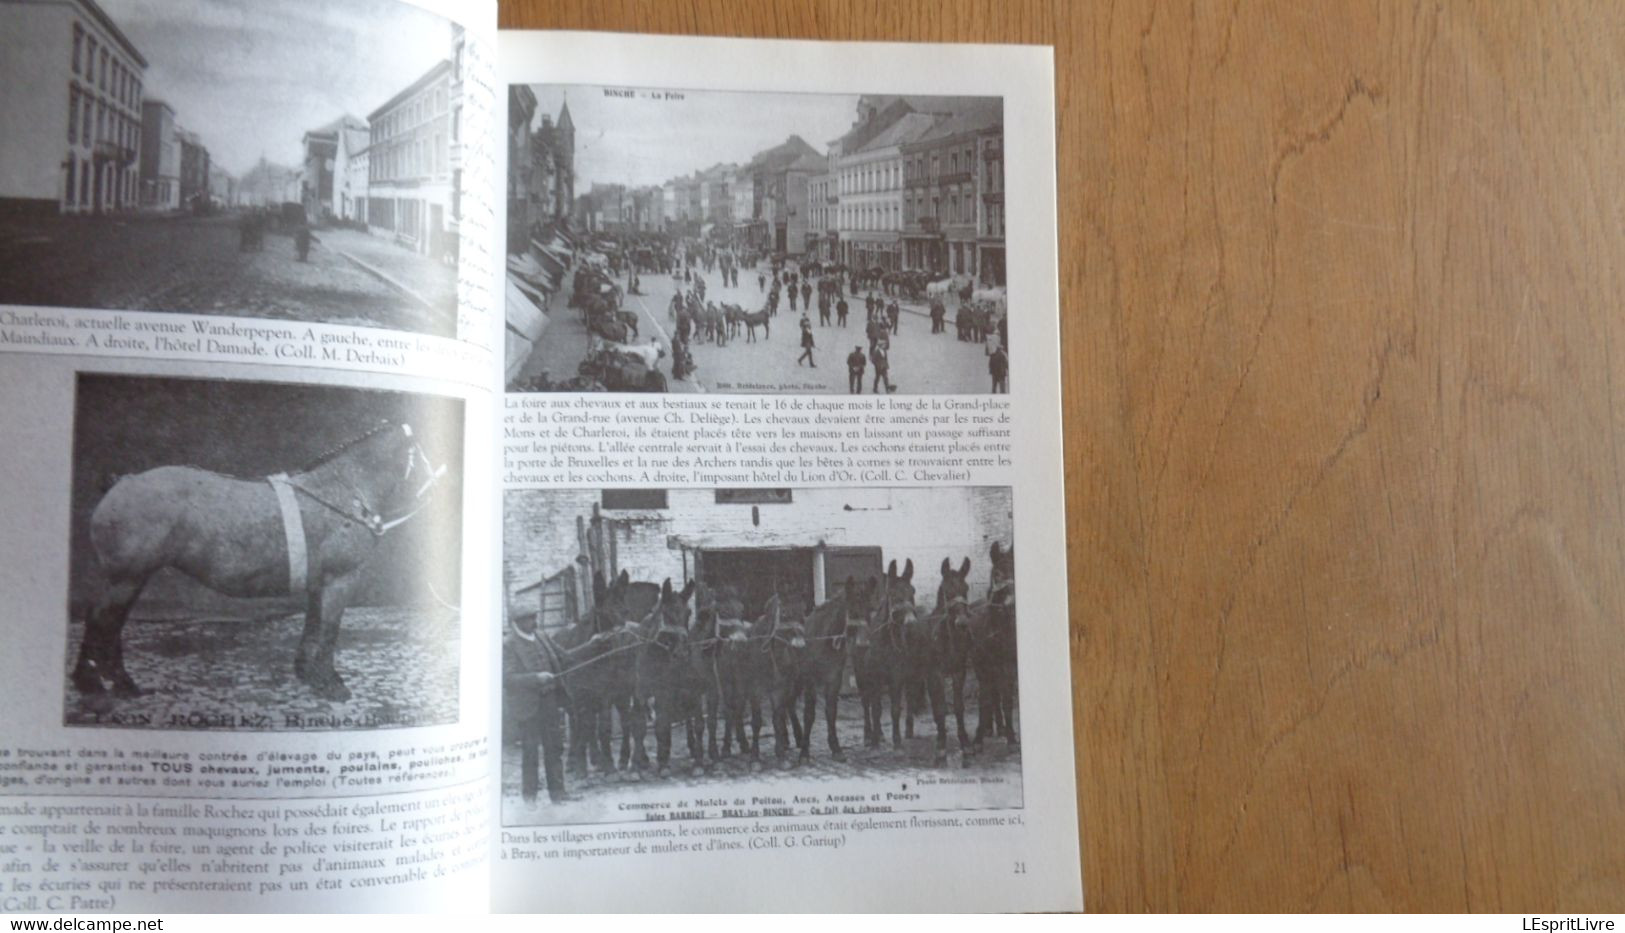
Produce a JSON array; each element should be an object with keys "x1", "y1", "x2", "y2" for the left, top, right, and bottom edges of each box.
[
  {"x1": 715, "y1": 489, "x2": 791, "y2": 505},
  {"x1": 81, "y1": 97, "x2": 92, "y2": 142},
  {"x1": 99, "y1": 49, "x2": 107, "y2": 90},
  {"x1": 79, "y1": 158, "x2": 90, "y2": 204},
  {"x1": 73, "y1": 25, "x2": 83, "y2": 74},
  {"x1": 602, "y1": 489, "x2": 666, "y2": 510},
  {"x1": 65, "y1": 159, "x2": 76, "y2": 205},
  {"x1": 68, "y1": 90, "x2": 78, "y2": 143}
]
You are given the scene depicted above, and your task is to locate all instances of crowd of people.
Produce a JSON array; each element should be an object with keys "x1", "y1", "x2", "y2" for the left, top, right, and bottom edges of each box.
[{"x1": 573, "y1": 231, "x2": 1010, "y2": 394}]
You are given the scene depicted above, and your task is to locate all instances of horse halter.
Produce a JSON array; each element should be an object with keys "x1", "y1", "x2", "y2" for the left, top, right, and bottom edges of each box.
[{"x1": 288, "y1": 424, "x2": 445, "y2": 537}]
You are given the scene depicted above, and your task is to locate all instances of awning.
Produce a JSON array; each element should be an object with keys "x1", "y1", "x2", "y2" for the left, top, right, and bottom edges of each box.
[{"x1": 666, "y1": 530, "x2": 841, "y2": 551}]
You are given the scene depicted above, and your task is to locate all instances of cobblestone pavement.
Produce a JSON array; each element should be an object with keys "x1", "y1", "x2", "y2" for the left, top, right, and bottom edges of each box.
[
  {"x1": 512, "y1": 263, "x2": 1005, "y2": 394},
  {"x1": 501, "y1": 696, "x2": 1022, "y2": 827},
  {"x1": 63, "y1": 606, "x2": 461, "y2": 731},
  {"x1": 318, "y1": 227, "x2": 458, "y2": 320},
  {"x1": 0, "y1": 214, "x2": 454, "y2": 337}
]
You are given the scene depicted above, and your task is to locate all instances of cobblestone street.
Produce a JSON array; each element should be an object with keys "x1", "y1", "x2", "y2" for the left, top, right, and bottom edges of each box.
[
  {"x1": 63, "y1": 606, "x2": 461, "y2": 732},
  {"x1": 0, "y1": 213, "x2": 456, "y2": 337},
  {"x1": 502, "y1": 694, "x2": 1022, "y2": 827}
]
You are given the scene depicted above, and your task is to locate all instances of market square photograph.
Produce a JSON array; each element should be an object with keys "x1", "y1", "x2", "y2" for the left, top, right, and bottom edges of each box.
[{"x1": 505, "y1": 85, "x2": 1011, "y2": 395}]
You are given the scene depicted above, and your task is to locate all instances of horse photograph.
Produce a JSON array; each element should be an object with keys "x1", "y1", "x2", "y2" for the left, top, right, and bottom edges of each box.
[
  {"x1": 63, "y1": 373, "x2": 465, "y2": 731},
  {"x1": 501, "y1": 486, "x2": 1020, "y2": 827}
]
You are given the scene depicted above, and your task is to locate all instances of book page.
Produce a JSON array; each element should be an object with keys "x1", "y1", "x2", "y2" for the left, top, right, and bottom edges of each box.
[
  {"x1": 494, "y1": 31, "x2": 1079, "y2": 912},
  {"x1": 0, "y1": 0, "x2": 499, "y2": 913}
]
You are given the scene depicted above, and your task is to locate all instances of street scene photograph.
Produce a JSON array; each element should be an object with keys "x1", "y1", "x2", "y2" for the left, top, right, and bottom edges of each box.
[
  {"x1": 501, "y1": 487, "x2": 1020, "y2": 826},
  {"x1": 506, "y1": 84, "x2": 1011, "y2": 394},
  {"x1": 0, "y1": 0, "x2": 470, "y2": 338}
]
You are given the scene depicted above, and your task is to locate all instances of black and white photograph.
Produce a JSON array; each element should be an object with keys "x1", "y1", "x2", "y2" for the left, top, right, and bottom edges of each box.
[
  {"x1": 64, "y1": 373, "x2": 465, "y2": 731},
  {"x1": 505, "y1": 85, "x2": 1011, "y2": 394},
  {"x1": 0, "y1": 0, "x2": 470, "y2": 338},
  {"x1": 501, "y1": 486, "x2": 1020, "y2": 827}
]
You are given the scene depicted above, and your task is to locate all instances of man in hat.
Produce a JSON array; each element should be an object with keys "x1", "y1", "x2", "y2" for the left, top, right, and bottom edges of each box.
[{"x1": 847, "y1": 345, "x2": 867, "y2": 394}]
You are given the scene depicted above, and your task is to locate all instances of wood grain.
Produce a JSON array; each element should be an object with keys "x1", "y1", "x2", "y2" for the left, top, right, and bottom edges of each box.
[{"x1": 499, "y1": 0, "x2": 1625, "y2": 911}]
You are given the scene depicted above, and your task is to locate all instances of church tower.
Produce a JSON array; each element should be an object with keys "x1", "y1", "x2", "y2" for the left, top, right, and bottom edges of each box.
[{"x1": 554, "y1": 99, "x2": 575, "y2": 219}]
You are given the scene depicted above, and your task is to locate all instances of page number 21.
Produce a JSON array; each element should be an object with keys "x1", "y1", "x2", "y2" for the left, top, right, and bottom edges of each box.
[{"x1": 1013, "y1": 861, "x2": 1028, "y2": 875}]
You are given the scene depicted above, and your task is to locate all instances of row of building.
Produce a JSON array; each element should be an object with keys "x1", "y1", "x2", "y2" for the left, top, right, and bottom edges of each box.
[
  {"x1": 288, "y1": 31, "x2": 468, "y2": 259},
  {"x1": 506, "y1": 92, "x2": 1006, "y2": 285},
  {"x1": 0, "y1": 0, "x2": 466, "y2": 262},
  {"x1": 0, "y1": 0, "x2": 225, "y2": 215}
]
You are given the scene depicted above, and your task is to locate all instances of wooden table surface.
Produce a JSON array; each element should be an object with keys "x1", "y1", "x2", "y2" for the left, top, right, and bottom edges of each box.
[{"x1": 500, "y1": 1, "x2": 1625, "y2": 911}]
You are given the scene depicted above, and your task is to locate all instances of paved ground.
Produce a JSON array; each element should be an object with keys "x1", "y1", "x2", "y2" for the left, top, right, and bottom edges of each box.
[
  {"x1": 63, "y1": 606, "x2": 461, "y2": 731},
  {"x1": 501, "y1": 693, "x2": 1022, "y2": 827},
  {"x1": 0, "y1": 213, "x2": 456, "y2": 338},
  {"x1": 509, "y1": 262, "x2": 1005, "y2": 394}
]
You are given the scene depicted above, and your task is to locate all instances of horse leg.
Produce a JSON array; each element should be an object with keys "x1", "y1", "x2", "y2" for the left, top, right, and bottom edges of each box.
[
  {"x1": 952, "y1": 668, "x2": 972, "y2": 755},
  {"x1": 824, "y1": 674, "x2": 844, "y2": 761},
  {"x1": 1002, "y1": 663, "x2": 1019, "y2": 746},
  {"x1": 298, "y1": 573, "x2": 358, "y2": 701},
  {"x1": 798, "y1": 685, "x2": 815, "y2": 763},
  {"x1": 628, "y1": 694, "x2": 650, "y2": 773},
  {"x1": 74, "y1": 573, "x2": 150, "y2": 696},
  {"x1": 897, "y1": 672, "x2": 910, "y2": 754},
  {"x1": 576, "y1": 697, "x2": 601, "y2": 775},
  {"x1": 928, "y1": 666, "x2": 949, "y2": 765}
]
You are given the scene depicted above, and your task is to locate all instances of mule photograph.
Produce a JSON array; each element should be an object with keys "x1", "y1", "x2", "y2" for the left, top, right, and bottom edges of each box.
[
  {"x1": 501, "y1": 486, "x2": 1021, "y2": 827},
  {"x1": 63, "y1": 373, "x2": 465, "y2": 731}
]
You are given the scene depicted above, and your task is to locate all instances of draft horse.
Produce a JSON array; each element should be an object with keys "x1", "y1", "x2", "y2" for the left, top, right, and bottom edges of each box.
[{"x1": 73, "y1": 421, "x2": 443, "y2": 702}]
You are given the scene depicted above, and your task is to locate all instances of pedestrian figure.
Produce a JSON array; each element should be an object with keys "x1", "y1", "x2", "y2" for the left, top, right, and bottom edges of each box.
[
  {"x1": 870, "y1": 343, "x2": 895, "y2": 393},
  {"x1": 797, "y1": 316, "x2": 816, "y2": 368},
  {"x1": 294, "y1": 224, "x2": 313, "y2": 262},
  {"x1": 989, "y1": 345, "x2": 1009, "y2": 393},
  {"x1": 847, "y1": 346, "x2": 867, "y2": 394},
  {"x1": 788, "y1": 284, "x2": 798, "y2": 312},
  {"x1": 887, "y1": 299, "x2": 901, "y2": 334},
  {"x1": 801, "y1": 281, "x2": 812, "y2": 310},
  {"x1": 866, "y1": 317, "x2": 883, "y2": 353},
  {"x1": 837, "y1": 297, "x2": 849, "y2": 327},
  {"x1": 818, "y1": 294, "x2": 831, "y2": 326},
  {"x1": 758, "y1": 273, "x2": 766, "y2": 292}
]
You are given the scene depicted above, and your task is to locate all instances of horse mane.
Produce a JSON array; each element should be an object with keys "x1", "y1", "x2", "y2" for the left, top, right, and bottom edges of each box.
[{"x1": 295, "y1": 420, "x2": 396, "y2": 473}]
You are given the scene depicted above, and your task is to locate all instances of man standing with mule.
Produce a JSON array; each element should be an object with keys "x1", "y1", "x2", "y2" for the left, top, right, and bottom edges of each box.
[{"x1": 504, "y1": 612, "x2": 615, "y2": 806}]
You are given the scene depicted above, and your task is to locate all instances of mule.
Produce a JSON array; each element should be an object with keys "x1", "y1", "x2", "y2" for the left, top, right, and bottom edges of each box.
[
  {"x1": 75, "y1": 421, "x2": 443, "y2": 702},
  {"x1": 853, "y1": 561, "x2": 917, "y2": 750},
  {"x1": 786, "y1": 577, "x2": 875, "y2": 764},
  {"x1": 631, "y1": 578, "x2": 699, "y2": 776}
]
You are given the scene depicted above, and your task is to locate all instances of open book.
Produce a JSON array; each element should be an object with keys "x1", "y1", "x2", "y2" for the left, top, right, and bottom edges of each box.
[{"x1": 0, "y1": 0, "x2": 1077, "y2": 914}]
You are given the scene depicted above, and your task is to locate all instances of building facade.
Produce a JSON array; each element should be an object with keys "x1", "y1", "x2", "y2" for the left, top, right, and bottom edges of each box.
[
  {"x1": 367, "y1": 53, "x2": 458, "y2": 259},
  {"x1": 835, "y1": 111, "x2": 934, "y2": 272},
  {"x1": 900, "y1": 99, "x2": 1003, "y2": 283},
  {"x1": 177, "y1": 129, "x2": 209, "y2": 211},
  {"x1": 0, "y1": 0, "x2": 147, "y2": 215},
  {"x1": 504, "y1": 487, "x2": 1013, "y2": 628},
  {"x1": 301, "y1": 115, "x2": 365, "y2": 223},
  {"x1": 137, "y1": 99, "x2": 178, "y2": 211},
  {"x1": 335, "y1": 119, "x2": 369, "y2": 224}
]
